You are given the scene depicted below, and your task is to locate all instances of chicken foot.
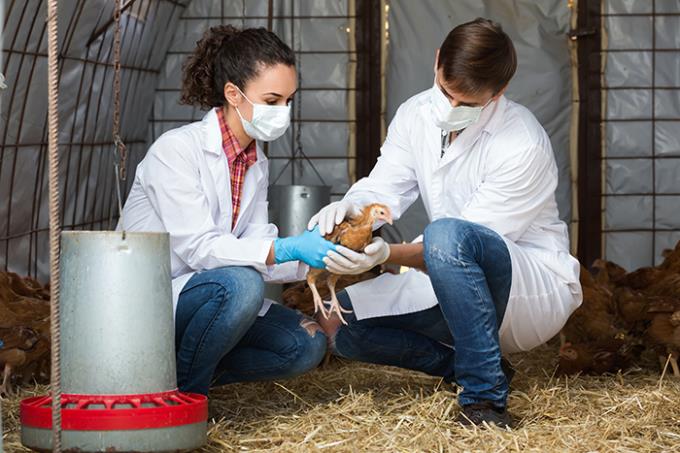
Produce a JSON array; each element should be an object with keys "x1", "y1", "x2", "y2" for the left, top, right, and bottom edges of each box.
[
  {"x1": 659, "y1": 353, "x2": 680, "y2": 378},
  {"x1": 0, "y1": 363, "x2": 13, "y2": 397},
  {"x1": 670, "y1": 354, "x2": 680, "y2": 377}
]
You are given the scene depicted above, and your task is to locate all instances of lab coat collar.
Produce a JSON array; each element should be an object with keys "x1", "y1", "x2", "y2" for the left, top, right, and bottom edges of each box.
[
  {"x1": 481, "y1": 95, "x2": 508, "y2": 135},
  {"x1": 201, "y1": 108, "x2": 268, "y2": 164}
]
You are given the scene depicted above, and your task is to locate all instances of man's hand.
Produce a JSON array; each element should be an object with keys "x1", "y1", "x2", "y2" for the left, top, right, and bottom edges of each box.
[
  {"x1": 307, "y1": 200, "x2": 361, "y2": 236},
  {"x1": 324, "y1": 237, "x2": 390, "y2": 275}
]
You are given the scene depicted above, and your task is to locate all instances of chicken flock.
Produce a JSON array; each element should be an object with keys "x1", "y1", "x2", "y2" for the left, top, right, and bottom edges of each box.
[
  {"x1": 0, "y1": 271, "x2": 51, "y2": 395},
  {"x1": 559, "y1": 241, "x2": 680, "y2": 376}
]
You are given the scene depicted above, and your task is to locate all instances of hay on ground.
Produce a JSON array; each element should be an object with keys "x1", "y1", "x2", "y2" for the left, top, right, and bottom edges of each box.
[{"x1": 2, "y1": 344, "x2": 680, "y2": 452}]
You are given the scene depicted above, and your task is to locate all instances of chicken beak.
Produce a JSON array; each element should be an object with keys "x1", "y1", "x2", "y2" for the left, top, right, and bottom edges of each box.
[{"x1": 384, "y1": 213, "x2": 393, "y2": 225}]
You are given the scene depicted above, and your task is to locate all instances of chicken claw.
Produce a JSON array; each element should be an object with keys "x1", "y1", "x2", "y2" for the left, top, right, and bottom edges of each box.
[
  {"x1": 308, "y1": 279, "x2": 330, "y2": 319},
  {"x1": 325, "y1": 292, "x2": 353, "y2": 325}
]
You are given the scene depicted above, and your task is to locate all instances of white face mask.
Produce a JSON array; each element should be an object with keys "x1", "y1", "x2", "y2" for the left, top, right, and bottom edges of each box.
[
  {"x1": 232, "y1": 86, "x2": 291, "y2": 142},
  {"x1": 430, "y1": 77, "x2": 491, "y2": 132}
]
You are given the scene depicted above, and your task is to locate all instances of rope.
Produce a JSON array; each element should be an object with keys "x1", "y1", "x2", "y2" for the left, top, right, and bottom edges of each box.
[
  {"x1": 46, "y1": 0, "x2": 62, "y2": 450},
  {"x1": 113, "y1": 0, "x2": 127, "y2": 238}
]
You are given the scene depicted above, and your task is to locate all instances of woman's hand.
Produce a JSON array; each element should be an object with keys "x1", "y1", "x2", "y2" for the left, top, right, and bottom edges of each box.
[{"x1": 272, "y1": 226, "x2": 337, "y2": 269}]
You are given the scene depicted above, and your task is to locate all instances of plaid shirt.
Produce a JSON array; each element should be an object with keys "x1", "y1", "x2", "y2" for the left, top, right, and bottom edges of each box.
[{"x1": 216, "y1": 107, "x2": 258, "y2": 230}]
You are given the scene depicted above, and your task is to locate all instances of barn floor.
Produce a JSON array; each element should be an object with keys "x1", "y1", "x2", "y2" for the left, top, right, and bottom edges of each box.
[{"x1": 2, "y1": 344, "x2": 679, "y2": 452}]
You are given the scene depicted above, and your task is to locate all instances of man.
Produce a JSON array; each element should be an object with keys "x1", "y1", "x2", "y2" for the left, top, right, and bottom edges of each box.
[{"x1": 308, "y1": 18, "x2": 582, "y2": 428}]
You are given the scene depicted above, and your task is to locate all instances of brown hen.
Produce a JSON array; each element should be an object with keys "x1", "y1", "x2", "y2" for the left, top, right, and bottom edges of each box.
[
  {"x1": 307, "y1": 203, "x2": 392, "y2": 323},
  {"x1": 557, "y1": 339, "x2": 634, "y2": 375},
  {"x1": 645, "y1": 298, "x2": 680, "y2": 377},
  {"x1": 561, "y1": 265, "x2": 627, "y2": 345},
  {"x1": 283, "y1": 270, "x2": 380, "y2": 317},
  {"x1": 0, "y1": 326, "x2": 41, "y2": 395}
]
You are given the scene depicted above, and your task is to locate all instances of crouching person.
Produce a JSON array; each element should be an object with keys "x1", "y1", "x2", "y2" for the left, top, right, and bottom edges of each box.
[
  {"x1": 309, "y1": 18, "x2": 582, "y2": 428},
  {"x1": 118, "y1": 26, "x2": 334, "y2": 395}
]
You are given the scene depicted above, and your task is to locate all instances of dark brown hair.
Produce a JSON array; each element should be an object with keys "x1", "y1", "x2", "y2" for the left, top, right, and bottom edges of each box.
[
  {"x1": 437, "y1": 18, "x2": 517, "y2": 96},
  {"x1": 180, "y1": 25, "x2": 295, "y2": 109}
]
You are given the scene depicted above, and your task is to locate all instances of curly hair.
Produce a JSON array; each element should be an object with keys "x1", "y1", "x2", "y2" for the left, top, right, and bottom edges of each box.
[{"x1": 180, "y1": 25, "x2": 295, "y2": 110}]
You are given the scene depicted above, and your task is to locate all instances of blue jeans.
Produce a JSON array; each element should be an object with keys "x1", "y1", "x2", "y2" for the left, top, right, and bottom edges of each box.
[
  {"x1": 175, "y1": 266, "x2": 327, "y2": 395},
  {"x1": 333, "y1": 218, "x2": 512, "y2": 408}
]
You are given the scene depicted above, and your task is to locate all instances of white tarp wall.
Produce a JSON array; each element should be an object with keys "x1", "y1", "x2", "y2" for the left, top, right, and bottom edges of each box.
[
  {"x1": 385, "y1": 0, "x2": 574, "y2": 243},
  {"x1": 603, "y1": 0, "x2": 680, "y2": 270},
  {"x1": 1, "y1": 0, "x2": 188, "y2": 280}
]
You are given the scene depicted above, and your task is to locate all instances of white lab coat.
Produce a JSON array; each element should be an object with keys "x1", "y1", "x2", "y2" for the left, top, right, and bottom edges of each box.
[
  {"x1": 117, "y1": 109, "x2": 307, "y2": 317},
  {"x1": 342, "y1": 91, "x2": 583, "y2": 353}
]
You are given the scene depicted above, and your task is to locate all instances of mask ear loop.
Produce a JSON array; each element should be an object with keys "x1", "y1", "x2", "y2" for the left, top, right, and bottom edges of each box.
[
  {"x1": 226, "y1": 83, "x2": 254, "y2": 123},
  {"x1": 233, "y1": 84, "x2": 254, "y2": 106}
]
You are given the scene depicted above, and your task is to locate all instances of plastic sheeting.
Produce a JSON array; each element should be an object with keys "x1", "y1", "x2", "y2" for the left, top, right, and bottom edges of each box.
[
  {"x1": 603, "y1": 0, "x2": 680, "y2": 270},
  {"x1": 1, "y1": 0, "x2": 189, "y2": 280},
  {"x1": 384, "y1": 0, "x2": 573, "y2": 243}
]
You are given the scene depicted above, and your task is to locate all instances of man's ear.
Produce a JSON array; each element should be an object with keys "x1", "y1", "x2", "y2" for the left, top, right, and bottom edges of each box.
[
  {"x1": 433, "y1": 48, "x2": 440, "y2": 73},
  {"x1": 493, "y1": 83, "x2": 509, "y2": 101},
  {"x1": 223, "y1": 82, "x2": 242, "y2": 107}
]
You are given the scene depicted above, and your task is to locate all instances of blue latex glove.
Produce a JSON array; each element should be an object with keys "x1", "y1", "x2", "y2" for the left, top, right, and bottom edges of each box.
[{"x1": 273, "y1": 226, "x2": 337, "y2": 269}]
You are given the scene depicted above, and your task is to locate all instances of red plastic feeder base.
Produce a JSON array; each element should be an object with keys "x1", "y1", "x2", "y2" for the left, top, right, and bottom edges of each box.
[{"x1": 20, "y1": 389, "x2": 208, "y2": 431}]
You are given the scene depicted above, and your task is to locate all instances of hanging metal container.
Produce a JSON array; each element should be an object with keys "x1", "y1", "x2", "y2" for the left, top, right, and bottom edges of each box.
[
  {"x1": 21, "y1": 231, "x2": 207, "y2": 452},
  {"x1": 268, "y1": 185, "x2": 331, "y2": 237}
]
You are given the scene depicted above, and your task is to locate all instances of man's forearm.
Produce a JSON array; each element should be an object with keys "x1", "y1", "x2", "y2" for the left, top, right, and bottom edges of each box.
[{"x1": 386, "y1": 243, "x2": 426, "y2": 271}]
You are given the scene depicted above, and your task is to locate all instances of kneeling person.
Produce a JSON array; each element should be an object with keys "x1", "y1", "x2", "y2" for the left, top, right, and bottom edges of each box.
[{"x1": 309, "y1": 18, "x2": 582, "y2": 428}]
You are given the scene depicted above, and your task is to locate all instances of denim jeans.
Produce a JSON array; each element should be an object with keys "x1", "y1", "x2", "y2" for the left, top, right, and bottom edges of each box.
[
  {"x1": 333, "y1": 218, "x2": 512, "y2": 408},
  {"x1": 175, "y1": 266, "x2": 327, "y2": 395}
]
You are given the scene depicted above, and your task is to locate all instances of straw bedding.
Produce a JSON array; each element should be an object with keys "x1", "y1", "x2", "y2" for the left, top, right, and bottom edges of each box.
[{"x1": 2, "y1": 342, "x2": 679, "y2": 452}]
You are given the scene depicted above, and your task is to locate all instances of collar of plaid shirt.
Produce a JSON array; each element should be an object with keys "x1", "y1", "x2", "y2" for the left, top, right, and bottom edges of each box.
[{"x1": 215, "y1": 107, "x2": 258, "y2": 229}]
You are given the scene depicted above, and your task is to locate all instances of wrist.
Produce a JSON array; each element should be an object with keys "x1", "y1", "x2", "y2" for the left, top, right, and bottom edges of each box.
[
  {"x1": 273, "y1": 237, "x2": 296, "y2": 264},
  {"x1": 380, "y1": 243, "x2": 392, "y2": 264},
  {"x1": 379, "y1": 242, "x2": 391, "y2": 265}
]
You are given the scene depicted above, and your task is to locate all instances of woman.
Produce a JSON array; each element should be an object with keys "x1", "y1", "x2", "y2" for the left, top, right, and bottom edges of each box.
[{"x1": 118, "y1": 26, "x2": 335, "y2": 396}]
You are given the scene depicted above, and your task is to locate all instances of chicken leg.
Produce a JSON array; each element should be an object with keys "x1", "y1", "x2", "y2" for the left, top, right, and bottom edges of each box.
[
  {"x1": 326, "y1": 274, "x2": 353, "y2": 325},
  {"x1": 659, "y1": 353, "x2": 680, "y2": 378},
  {"x1": 306, "y1": 271, "x2": 329, "y2": 319},
  {"x1": 1, "y1": 363, "x2": 13, "y2": 396},
  {"x1": 670, "y1": 354, "x2": 680, "y2": 377}
]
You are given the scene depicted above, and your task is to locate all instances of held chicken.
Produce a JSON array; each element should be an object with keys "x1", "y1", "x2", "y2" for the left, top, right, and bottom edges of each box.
[
  {"x1": 307, "y1": 203, "x2": 393, "y2": 323},
  {"x1": 283, "y1": 269, "x2": 380, "y2": 317}
]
